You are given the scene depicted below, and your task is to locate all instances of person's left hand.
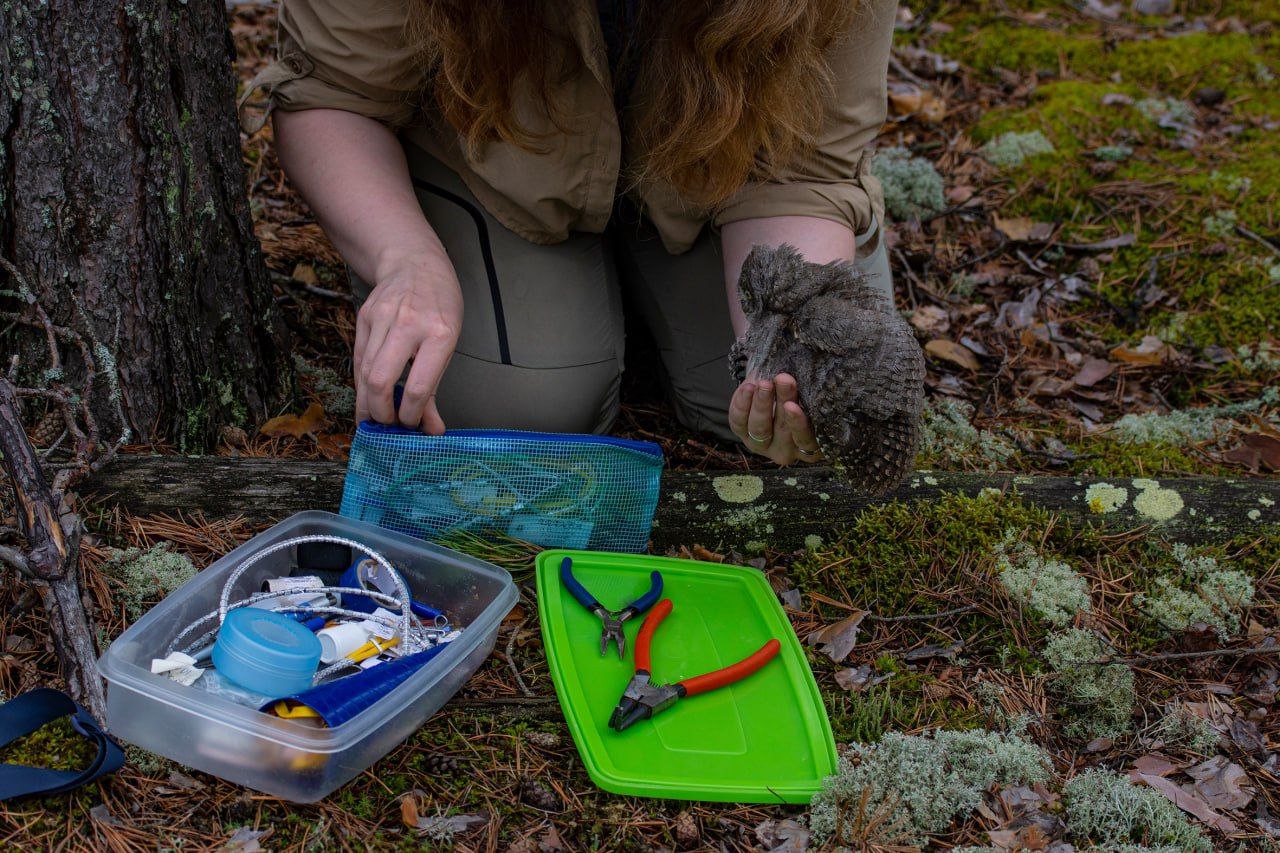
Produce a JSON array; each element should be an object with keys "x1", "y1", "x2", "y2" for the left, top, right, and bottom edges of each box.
[{"x1": 728, "y1": 373, "x2": 824, "y2": 465}]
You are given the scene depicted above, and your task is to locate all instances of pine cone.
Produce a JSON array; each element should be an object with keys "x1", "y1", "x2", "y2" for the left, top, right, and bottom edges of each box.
[
  {"x1": 422, "y1": 753, "x2": 460, "y2": 775},
  {"x1": 673, "y1": 811, "x2": 699, "y2": 848},
  {"x1": 29, "y1": 410, "x2": 64, "y2": 448},
  {"x1": 524, "y1": 730, "x2": 561, "y2": 749},
  {"x1": 518, "y1": 775, "x2": 561, "y2": 812}
]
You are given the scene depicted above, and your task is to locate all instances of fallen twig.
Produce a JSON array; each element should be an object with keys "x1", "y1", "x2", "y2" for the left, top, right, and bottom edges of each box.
[
  {"x1": 1235, "y1": 223, "x2": 1280, "y2": 258},
  {"x1": 865, "y1": 604, "x2": 979, "y2": 623}
]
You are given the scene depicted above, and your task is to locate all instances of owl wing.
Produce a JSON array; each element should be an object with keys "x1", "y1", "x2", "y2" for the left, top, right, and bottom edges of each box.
[{"x1": 794, "y1": 300, "x2": 926, "y2": 495}]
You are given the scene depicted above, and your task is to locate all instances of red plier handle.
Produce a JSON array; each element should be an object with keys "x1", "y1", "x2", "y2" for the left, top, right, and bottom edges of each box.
[{"x1": 634, "y1": 599, "x2": 781, "y2": 694}]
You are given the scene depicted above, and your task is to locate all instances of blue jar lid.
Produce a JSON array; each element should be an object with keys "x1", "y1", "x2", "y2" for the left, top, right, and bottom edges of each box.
[{"x1": 212, "y1": 609, "x2": 321, "y2": 696}]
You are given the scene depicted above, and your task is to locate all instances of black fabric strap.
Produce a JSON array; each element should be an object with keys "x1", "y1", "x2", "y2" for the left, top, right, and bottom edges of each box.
[{"x1": 0, "y1": 689, "x2": 125, "y2": 800}]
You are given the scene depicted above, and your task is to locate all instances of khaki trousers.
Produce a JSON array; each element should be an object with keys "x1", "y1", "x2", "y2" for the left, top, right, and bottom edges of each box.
[{"x1": 350, "y1": 144, "x2": 892, "y2": 441}]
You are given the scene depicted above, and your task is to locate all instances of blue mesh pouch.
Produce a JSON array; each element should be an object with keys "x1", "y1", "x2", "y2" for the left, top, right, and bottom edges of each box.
[{"x1": 339, "y1": 425, "x2": 664, "y2": 552}]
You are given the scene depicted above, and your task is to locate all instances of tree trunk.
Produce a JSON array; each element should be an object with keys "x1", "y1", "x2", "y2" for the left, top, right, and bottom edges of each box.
[{"x1": 0, "y1": 0, "x2": 291, "y2": 450}]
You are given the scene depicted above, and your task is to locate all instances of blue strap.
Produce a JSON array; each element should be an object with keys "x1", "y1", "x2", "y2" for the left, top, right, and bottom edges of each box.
[{"x1": 0, "y1": 689, "x2": 124, "y2": 801}]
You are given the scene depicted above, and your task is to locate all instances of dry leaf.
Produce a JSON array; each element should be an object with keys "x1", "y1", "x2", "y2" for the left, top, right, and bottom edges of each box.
[
  {"x1": 1128, "y1": 771, "x2": 1240, "y2": 834},
  {"x1": 1224, "y1": 433, "x2": 1280, "y2": 473},
  {"x1": 910, "y1": 305, "x2": 951, "y2": 336},
  {"x1": 401, "y1": 795, "x2": 420, "y2": 829},
  {"x1": 1186, "y1": 756, "x2": 1254, "y2": 810},
  {"x1": 1111, "y1": 335, "x2": 1175, "y2": 366},
  {"x1": 887, "y1": 82, "x2": 947, "y2": 122},
  {"x1": 291, "y1": 262, "x2": 318, "y2": 285},
  {"x1": 994, "y1": 215, "x2": 1055, "y2": 242},
  {"x1": 947, "y1": 185, "x2": 976, "y2": 204},
  {"x1": 805, "y1": 611, "x2": 868, "y2": 663},
  {"x1": 1132, "y1": 753, "x2": 1181, "y2": 777},
  {"x1": 925, "y1": 338, "x2": 981, "y2": 371},
  {"x1": 754, "y1": 818, "x2": 811, "y2": 852},
  {"x1": 1071, "y1": 357, "x2": 1115, "y2": 387},
  {"x1": 315, "y1": 432, "x2": 351, "y2": 461},
  {"x1": 260, "y1": 403, "x2": 327, "y2": 438}
]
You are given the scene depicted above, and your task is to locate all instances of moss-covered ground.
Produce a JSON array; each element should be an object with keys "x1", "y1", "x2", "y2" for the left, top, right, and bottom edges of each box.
[{"x1": 0, "y1": 1, "x2": 1276, "y2": 849}]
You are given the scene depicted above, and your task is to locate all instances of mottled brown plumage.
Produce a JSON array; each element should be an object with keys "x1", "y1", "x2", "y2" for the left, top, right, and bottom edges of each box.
[{"x1": 730, "y1": 244, "x2": 925, "y2": 494}]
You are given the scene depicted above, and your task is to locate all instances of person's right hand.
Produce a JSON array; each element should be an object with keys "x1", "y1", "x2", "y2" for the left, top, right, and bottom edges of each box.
[{"x1": 354, "y1": 250, "x2": 463, "y2": 434}]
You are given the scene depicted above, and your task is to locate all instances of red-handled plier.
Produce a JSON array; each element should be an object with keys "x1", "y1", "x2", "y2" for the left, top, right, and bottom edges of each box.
[{"x1": 608, "y1": 599, "x2": 781, "y2": 732}]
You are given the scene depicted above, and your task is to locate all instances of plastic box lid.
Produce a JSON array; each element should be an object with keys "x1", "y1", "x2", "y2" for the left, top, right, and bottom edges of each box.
[{"x1": 535, "y1": 550, "x2": 836, "y2": 803}]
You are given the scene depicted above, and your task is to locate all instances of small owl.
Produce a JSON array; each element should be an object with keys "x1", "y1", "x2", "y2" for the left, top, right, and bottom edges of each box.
[{"x1": 730, "y1": 244, "x2": 925, "y2": 495}]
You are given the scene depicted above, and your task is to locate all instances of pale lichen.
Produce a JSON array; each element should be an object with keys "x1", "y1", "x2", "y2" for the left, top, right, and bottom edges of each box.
[
  {"x1": 711, "y1": 474, "x2": 764, "y2": 504},
  {"x1": 980, "y1": 130, "x2": 1055, "y2": 168},
  {"x1": 103, "y1": 544, "x2": 197, "y2": 621},
  {"x1": 995, "y1": 537, "x2": 1092, "y2": 627},
  {"x1": 1063, "y1": 769, "x2": 1211, "y2": 852},
  {"x1": 1131, "y1": 479, "x2": 1184, "y2": 522},
  {"x1": 809, "y1": 729, "x2": 1050, "y2": 848},
  {"x1": 1044, "y1": 629, "x2": 1135, "y2": 740},
  {"x1": 870, "y1": 146, "x2": 946, "y2": 221},
  {"x1": 1085, "y1": 482, "x2": 1128, "y2": 514},
  {"x1": 919, "y1": 398, "x2": 1017, "y2": 469},
  {"x1": 1137, "y1": 544, "x2": 1254, "y2": 638},
  {"x1": 1149, "y1": 703, "x2": 1220, "y2": 755}
]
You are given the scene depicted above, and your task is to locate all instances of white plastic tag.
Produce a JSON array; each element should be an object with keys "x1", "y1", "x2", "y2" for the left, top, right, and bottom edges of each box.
[
  {"x1": 361, "y1": 607, "x2": 400, "y2": 640},
  {"x1": 264, "y1": 575, "x2": 324, "y2": 593}
]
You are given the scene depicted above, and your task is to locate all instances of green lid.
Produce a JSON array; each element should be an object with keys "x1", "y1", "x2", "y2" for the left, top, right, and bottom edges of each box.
[{"x1": 536, "y1": 550, "x2": 836, "y2": 803}]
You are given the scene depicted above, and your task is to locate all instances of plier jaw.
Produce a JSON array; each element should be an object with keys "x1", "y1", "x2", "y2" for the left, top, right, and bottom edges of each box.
[
  {"x1": 608, "y1": 673, "x2": 681, "y2": 731},
  {"x1": 598, "y1": 609, "x2": 636, "y2": 659}
]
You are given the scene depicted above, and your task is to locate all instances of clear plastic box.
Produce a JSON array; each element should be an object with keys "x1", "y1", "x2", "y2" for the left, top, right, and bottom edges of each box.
[{"x1": 97, "y1": 511, "x2": 517, "y2": 802}]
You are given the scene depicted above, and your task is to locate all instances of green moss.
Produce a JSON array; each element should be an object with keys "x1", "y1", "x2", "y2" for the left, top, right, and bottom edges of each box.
[
  {"x1": 793, "y1": 492, "x2": 1053, "y2": 618},
  {"x1": 0, "y1": 717, "x2": 98, "y2": 774}
]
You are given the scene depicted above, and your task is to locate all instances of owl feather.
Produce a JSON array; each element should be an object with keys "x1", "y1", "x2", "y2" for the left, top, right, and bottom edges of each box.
[{"x1": 730, "y1": 244, "x2": 925, "y2": 495}]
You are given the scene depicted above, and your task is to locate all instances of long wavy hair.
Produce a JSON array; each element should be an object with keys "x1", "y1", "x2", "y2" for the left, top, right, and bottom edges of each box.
[{"x1": 406, "y1": 0, "x2": 858, "y2": 207}]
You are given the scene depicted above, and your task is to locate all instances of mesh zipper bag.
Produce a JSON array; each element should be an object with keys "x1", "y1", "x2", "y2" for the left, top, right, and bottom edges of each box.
[{"x1": 339, "y1": 424, "x2": 664, "y2": 552}]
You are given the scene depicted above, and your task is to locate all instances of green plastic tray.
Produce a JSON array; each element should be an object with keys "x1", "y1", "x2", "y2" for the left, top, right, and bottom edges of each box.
[{"x1": 535, "y1": 550, "x2": 836, "y2": 803}]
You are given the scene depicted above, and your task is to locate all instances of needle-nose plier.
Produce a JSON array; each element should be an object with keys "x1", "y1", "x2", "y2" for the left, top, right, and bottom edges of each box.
[
  {"x1": 559, "y1": 557, "x2": 664, "y2": 659},
  {"x1": 608, "y1": 598, "x2": 781, "y2": 732}
]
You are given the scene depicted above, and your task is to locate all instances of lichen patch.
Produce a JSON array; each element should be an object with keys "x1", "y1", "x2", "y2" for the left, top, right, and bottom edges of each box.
[
  {"x1": 1084, "y1": 482, "x2": 1128, "y2": 514},
  {"x1": 1132, "y1": 479, "x2": 1184, "y2": 522},
  {"x1": 711, "y1": 474, "x2": 764, "y2": 504}
]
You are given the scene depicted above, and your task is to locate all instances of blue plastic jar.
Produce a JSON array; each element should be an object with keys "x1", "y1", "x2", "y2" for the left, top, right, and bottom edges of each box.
[{"x1": 211, "y1": 608, "x2": 322, "y2": 698}]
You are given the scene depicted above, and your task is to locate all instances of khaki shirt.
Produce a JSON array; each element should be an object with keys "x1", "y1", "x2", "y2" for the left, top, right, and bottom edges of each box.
[{"x1": 244, "y1": 0, "x2": 895, "y2": 254}]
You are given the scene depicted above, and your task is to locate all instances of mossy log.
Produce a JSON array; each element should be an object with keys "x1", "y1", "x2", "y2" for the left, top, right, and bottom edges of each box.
[{"x1": 85, "y1": 456, "x2": 1280, "y2": 548}]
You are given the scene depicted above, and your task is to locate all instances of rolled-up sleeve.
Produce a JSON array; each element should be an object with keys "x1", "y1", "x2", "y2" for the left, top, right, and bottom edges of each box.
[
  {"x1": 713, "y1": 0, "x2": 896, "y2": 235},
  {"x1": 239, "y1": 0, "x2": 421, "y2": 133}
]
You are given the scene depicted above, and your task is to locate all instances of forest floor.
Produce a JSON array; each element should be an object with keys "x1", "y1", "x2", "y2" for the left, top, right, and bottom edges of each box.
[{"x1": 1, "y1": 0, "x2": 1278, "y2": 850}]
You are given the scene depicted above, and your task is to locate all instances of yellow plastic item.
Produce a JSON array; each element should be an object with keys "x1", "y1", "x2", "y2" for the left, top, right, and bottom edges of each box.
[
  {"x1": 270, "y1": 701, "x2": 320, "y2": 719},
  {"x1": 348, "y1": 635, "x2": 400, "y2": 663}
]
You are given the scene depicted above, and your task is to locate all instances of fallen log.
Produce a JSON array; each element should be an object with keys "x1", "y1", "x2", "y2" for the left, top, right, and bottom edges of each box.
[{"x1": 85, "y1": 455, "x2": 1280, "y2": 549}]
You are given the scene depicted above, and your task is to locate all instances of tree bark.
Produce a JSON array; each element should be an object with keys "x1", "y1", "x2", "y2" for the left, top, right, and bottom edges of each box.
[{"x1": 0, "y1": 0, "x2": 291, "y2": 450}]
